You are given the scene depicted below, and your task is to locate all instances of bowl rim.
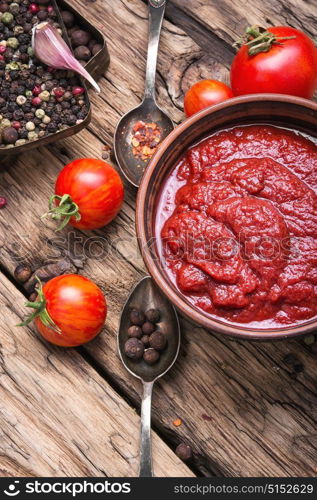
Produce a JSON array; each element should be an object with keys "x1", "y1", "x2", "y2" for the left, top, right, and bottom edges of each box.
[{"x1": 136, "y1": 94, "x2": 317, "y2": 340}]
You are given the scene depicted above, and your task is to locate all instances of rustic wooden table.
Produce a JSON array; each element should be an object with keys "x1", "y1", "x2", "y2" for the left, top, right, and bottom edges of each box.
[{"x1": 0, "y1": 0, "x2": 316, "y2": 478}]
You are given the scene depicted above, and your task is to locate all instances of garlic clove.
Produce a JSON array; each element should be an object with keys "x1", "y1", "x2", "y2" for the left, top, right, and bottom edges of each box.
[{"x1": 32, "y1": 22, "x2": 100, "y2": 93}]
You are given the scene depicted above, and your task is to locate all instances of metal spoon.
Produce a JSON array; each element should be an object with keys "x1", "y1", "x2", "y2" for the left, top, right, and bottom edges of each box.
[
  {"x1": 118, "y1": 276, "x2": 181, "y2": 477},
  {"x1": 114, "y1": 0, "x2": 174, "y2": 188}
]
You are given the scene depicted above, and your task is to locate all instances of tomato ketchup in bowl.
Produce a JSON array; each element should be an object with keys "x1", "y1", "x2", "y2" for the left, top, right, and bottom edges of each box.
[{"x1": 136, "y1": 95, "x2": 317, "y2": 339}]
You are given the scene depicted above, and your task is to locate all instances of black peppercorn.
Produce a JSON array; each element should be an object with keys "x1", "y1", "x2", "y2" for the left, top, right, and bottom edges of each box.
[
  {"x1": 14, "y1": 264, "x2": 32, "y2": 283},
  {"x1": 149, "y1": 331, "x2": 167, "y2": 351},
  {"x1": 143, "y1": 348, "x2": 160, "y2": 365},
  {"x1": 130, "y1": 308, "x2": 145, "y2": 326},
  {"x1": 142, "y1": 321, "x2": 155, "y2": 335},
  {"x1": 66, "y1": 114, "x2": 77, "y2": 126},
  {"x1": 127, "y1": 325, "x2": 142, "y2": 339},
  {"x1": 145, "y1": 308, "x2": 161, "y2": 323},
  {"x1": 176, "y1": 443, "x2": 192, "y2": 461},
  {"x1": 124, "y1": 338, "x2": 144, "y2": 360},
  {"x1": 37, "y1": 11, "x2": 48, "y2": 21},
  {"x1": 24, "y1": 23, "x2": 32, "y2": 33},
  {"x1": 47, "y1": 122, "x2": 58, "y2": 133}
]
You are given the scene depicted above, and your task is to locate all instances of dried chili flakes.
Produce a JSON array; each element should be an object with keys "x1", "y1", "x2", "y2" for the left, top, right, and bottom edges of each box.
[{"x1": 131, "y1": 121, "x2": 162, "y2": 161}]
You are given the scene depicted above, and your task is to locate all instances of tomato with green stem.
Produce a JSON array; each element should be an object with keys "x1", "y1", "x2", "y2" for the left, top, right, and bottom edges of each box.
[
  {"x1": 44, "y1": 158, "x2": 124, "y2": 231},
  {"x1": 231, "y1": 25, "x2": 317, "y2": 98},
  {"x1": 19, "y1": 275, "x2": 107, "y2": 347}
]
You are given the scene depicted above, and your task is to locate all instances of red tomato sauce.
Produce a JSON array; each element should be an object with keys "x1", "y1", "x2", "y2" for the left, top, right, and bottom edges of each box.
[{"x1": 156, "y1": 125, "x2": 317, "y2": 327}]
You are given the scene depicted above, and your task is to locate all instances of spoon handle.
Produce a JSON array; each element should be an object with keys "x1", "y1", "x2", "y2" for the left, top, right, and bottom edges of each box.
[
  {"x1": 144, "y1": 0, "x2": 167, "y2": 100},
  {"x1": 139, "y1": 380, "x2": 154, "y2": 477}
]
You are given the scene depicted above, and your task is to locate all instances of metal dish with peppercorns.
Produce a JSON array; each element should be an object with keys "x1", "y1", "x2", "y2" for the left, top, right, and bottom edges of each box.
[{"x1": 0, "y1": 0, "x2": 91, "y2": 155}]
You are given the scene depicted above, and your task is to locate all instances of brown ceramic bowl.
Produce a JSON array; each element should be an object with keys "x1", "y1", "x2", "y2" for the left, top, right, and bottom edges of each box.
[{"x1": 136, "y1": 94, "x2": 317, "y2": 340}]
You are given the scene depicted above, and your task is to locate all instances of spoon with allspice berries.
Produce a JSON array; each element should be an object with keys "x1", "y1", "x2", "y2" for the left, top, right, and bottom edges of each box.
[{"x1": 118, "y1": 276, "x2": 180, "y2": 477}]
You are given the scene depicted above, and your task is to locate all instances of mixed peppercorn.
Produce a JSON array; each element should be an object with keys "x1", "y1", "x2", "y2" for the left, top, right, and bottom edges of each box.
[
  {"x1": 124, "y1": 307, "x2": 167, "y2": 365},
  {"x1": 0, "y1": 0, "x2": 89, "y2": 148}
]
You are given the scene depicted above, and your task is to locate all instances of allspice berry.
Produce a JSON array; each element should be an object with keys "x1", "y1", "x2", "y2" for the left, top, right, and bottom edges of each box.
[
  {"x1": 74, "y1": 46, "x2": 91, "y2": 61},
  {"x1": 124, "y1": 338, "x2": 144, "y2": 360},
  {"x1": 130, "y1": 308, "x2": 145, "y2": 326},
  {"x1": 61, "y1": 10, "x2": 75, "y2": 28},
  {"x1": 145, "y1": 308, "x2": 160, "y2": 323},
  {"x1": 92, "y1": 43, "x2": 103, "y2": 56},
  {"x1": 142, "y1": 321, "x2": 155, "y2": 335},
  {"x1": 143, "y1": 348, "x2": 160, "y2": 365},
  {"x1": 141, "y1": 334, "x2": 150, "y2": 347},
  {"x1": 176, "y1": 443, "x2": 192, "y2": 461},
  {"x1": 149, "y1": 331, "x2": 167, "y2": 351},
  {"x1": 127, "y1": 325, "x2": 142, "y2": 338},
  {"x1": 71, "y1": 29, "x2": 91, "y2": 47},
  {"x1": 14, "y1": 264, "x2": 32, "y2": 283}
]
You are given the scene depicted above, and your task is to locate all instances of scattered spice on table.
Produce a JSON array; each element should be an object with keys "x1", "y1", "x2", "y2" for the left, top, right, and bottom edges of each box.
[
  {"x1": 0, "y1": 196, "x2": 7, "y2": 209},
  {"x1": 173, "y1": 418, "x2": 182, "y2": 427},
  {"x1": 303, "y1": 334, "x2": 315, "y2": 345},
  {"x1": 176, "y1": 443, "x2": 192, "y2": 461},
  {"x1": 202, "y1": 414, "x2": 212, "y2": 421},
  {"x1": 102, "y1": 144, "x2": 111, "y2": 160},
  {"x1": 131, "y1": 121, "x2": 162, "y2": 161},
  {"x1": 14, "y1": 264, "x2": 32, "y2": 283}
]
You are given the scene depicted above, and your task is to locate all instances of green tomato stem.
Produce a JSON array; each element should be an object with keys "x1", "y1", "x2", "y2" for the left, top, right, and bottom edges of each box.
[
  {"x1": 42, "y1": 194, "x2": 81, "y2": 231},
  {"x1": 17, "y1": 277, "x2": 61, "y2": 333},
  {"x1": 233, "y1": 25, "x2": 296, "y2": 56}
]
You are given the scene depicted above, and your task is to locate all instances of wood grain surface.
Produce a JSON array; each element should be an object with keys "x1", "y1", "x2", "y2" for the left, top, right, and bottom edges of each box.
[{"x1": 0, "y1": 0, "x2": 316, "y2": 478}]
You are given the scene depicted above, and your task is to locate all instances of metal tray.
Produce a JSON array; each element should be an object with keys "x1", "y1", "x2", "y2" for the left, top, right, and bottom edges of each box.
[{"x1": 0, "y1": 0, "x2": 108, "y2": 160}]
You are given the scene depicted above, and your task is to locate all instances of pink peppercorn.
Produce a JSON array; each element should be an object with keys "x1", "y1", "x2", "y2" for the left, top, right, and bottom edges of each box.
[
  {"x1": 12, "y1": 121, "x2": 21, "y2": 130},
  {"x1": 0, "y1": 46, "x2": 6, "y2": 54},
  {"x1": 47, "y1": 6, "x2": 54, "y2": 14},
  {"x1": 32, "y1": 97, "x2": 42, "y2": 107},
  {"x1": 53, "y1": 87, "x2": 65, "y2": 98},
  {"x1": 32, "y1": 85, "x2": 41, "y2": 96},
  {"x1": 29, "y1": 3, "x2": 40, "y2": 14},
  {"x1": 72, "y1": 86, "x2": 85, "y2": 96},
  {"x1": 0, "y1": 197, "x2": 7, "y2": 209}
]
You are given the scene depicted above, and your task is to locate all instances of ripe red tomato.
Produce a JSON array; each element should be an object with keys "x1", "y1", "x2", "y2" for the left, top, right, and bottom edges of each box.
[
  {"x1": 231, "y1": 26, "x2": 317, "y2": 98},
  {"x1": 184, "y1": 80, "x2": 233, "y2": 117},
  {"x1": 30, "y1": 274, "x2": 107, "y2": 347},
  {"x1": 48, "y1": 158, "x2": 124, "y2": 230}
]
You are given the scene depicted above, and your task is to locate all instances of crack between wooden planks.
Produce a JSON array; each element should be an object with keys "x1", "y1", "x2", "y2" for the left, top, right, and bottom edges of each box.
[
  {"x1": 78, "y1": 346, "x2": 211, "y2": 477},
  {"x1": 140, "y1": 0, "x2": 234, "y2": 66}
]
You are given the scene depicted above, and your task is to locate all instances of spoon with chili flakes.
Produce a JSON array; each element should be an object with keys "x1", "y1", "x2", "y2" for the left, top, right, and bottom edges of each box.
[{"x1": 114, "y1": 0, "x2": 174, "y2": 188}]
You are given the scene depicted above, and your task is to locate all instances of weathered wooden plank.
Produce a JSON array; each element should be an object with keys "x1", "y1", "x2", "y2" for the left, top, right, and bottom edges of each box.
[
  {"x1": 2, "y1": 122, "x2": 317, "y2": 477},
  {"x1": 0, "y1": 271, "x2": 192, "y2": 477},
  {"x1": 0, "y1": 0, "x2": 317, "y2": 478},
  {"x1": 169, "y1": 0, "x2": 317, "y2": 49}
]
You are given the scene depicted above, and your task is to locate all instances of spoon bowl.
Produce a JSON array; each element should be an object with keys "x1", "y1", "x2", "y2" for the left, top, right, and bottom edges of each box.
[
  {"x1": 118, "y1": 276, "x2": 181, "y2": 476},
  {"x1": 114, "y1": 99, "x2": 174, "y2": 188},
  {"x1": 118, "y1": 276, "x2": 180, "y2": 382},
  {"x1": 114, "y1": 0, "x2": 173, "y2": 188}
]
